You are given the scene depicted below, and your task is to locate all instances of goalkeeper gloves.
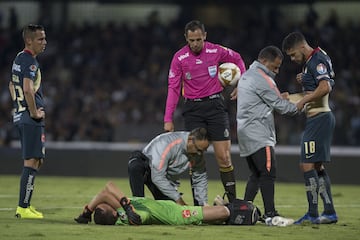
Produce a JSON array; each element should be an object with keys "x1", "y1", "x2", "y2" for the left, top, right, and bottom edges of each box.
[
  {"x1": 120, "y1": 197, "x2": 142, "y2": 225},
  {"x1": 74, "y1": 205, "x2": 92, "y2": 224}
]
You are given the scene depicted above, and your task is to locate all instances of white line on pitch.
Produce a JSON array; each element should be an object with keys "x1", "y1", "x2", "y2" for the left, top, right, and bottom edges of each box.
[{"x1": 1, "y1": 204, "x2": 360, "y2": 212}]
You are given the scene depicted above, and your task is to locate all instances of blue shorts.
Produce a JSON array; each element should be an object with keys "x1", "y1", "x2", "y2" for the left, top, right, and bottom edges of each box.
[
  {"x1": 300, "y1": 112, "x2": 335, "y2": 163},
  {"x1": 16, "y1": 124, "x2": 45, "y2": 160},
  {"x1": 183, "y1": 95, "x2": 230, "y2": 141}
]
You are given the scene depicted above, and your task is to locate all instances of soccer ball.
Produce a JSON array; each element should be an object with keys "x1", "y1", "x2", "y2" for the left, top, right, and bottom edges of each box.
[{"x1": 218, "y1": 62, "x2": 241, "y2": 86}]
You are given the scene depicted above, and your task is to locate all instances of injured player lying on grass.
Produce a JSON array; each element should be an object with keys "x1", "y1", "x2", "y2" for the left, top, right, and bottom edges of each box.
[{"x1": 74, "y1": 181, "x2": 293, "y2": 226}]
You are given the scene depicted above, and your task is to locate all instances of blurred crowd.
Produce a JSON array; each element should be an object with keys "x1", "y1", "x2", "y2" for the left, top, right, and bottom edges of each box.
[{"x1": 0, "y1": 5, "x2": 359, "y2": 145}]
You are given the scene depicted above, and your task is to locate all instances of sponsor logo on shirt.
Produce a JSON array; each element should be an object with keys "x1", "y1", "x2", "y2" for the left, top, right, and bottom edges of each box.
[
  {"x1": 12, "y1": 63, "x2": 21, "y2": 72},
  {"x1": 178, "y1": 52, "x2": 189, "y2": 61},
  {"x1": 182, "y1": 209, "x2": 191, "y2": 218},
  {"x1": 205, "y1": 48, "x2": 218, "y2": 53},
  {"x1": 13, "y1": 112, "x2": 22, "y2": 122},
  {"x1": 196, "y1": 59, "x2": 203, "y2": 64},
  {"x1": 169, "y1": 69, "x2": 175, "y2": 78}
]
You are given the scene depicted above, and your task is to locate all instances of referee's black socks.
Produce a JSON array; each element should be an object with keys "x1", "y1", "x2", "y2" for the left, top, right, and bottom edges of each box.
[{"x1": 220, "y1": 166, "x2": 236, "y2": 203}]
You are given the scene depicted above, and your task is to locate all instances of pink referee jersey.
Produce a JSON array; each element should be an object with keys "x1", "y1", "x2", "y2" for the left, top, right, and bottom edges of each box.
[{"x1": 164, "y1": 41, "x2": 246, "y2": 122}]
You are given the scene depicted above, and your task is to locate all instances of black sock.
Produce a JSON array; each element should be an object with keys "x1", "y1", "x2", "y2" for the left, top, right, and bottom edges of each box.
[
  {"x1": 303, "y1": 170, "x2": 319, "y2": 217},
  {"x1": 220, "y1": 167, "x2": 236, "y2": 202},
  {"x1": 318, "y1": 169, "x2": 336, "y2": 215},
  {"x1": 18, "y1": 167, "x2": 37, "y2": 208}
]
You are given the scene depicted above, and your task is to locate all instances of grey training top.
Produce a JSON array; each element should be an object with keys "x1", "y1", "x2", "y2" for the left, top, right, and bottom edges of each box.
[
  {"x1": 236, "y1": 61, "x2": 298, "y2": 157},
  {"x1": 142, "y1": 131, "x2": 208, "y2": 205}
]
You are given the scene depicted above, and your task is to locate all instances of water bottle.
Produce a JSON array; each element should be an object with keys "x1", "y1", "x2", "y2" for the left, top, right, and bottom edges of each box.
[{"x1": 265, "y1": 217, "x2": 273, "y2": 226}]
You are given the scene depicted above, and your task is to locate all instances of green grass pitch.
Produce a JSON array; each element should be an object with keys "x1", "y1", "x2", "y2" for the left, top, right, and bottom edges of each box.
[{"x1": 0, "y1": 175, "x2": 359, "y2": 240}]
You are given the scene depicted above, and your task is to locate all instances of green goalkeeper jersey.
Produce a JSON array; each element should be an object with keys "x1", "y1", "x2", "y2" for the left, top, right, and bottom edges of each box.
[{"x1": 116, "y1": 197, "x2": 204, "y2": 225}]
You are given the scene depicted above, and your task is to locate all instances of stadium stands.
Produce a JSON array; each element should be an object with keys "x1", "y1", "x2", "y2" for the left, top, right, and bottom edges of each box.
[{"x1": 0, "y1": 4, "x2": 359, "y2": 145}]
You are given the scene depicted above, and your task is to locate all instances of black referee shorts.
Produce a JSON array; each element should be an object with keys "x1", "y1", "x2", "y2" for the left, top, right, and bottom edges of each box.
[{"x1": 182, "y1": 94, "x2": 230, "y2": 141}]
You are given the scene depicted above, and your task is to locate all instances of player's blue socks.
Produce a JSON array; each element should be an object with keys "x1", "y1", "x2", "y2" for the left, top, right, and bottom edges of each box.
[
  {"x1": 18, "y1": 167, "x2": 37, "y2": 208},
  {"x1": 303, "y1": 169, "x2": 319, "y2": 217},
  {"x1": 318, "y1": 169, "x2": 336, "y2": 215}
]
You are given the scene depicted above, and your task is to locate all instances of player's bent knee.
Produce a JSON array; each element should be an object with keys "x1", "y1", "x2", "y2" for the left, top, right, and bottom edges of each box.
[
  {"x1": 128, "y1": 158, "x2": 144, "y2": 173},
  {"x1": 215, "y1": 153, "x2": 232, "y2": 166}
]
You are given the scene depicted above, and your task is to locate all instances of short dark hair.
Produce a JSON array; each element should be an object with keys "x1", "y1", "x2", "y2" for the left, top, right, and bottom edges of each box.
[
  {"x1": 184, "y1": 20, "x2": 205, "y2": 36},
  {"x1": 258, "y1": 46, "x2": 283, "y2": 62},
  {"x1": 189, "y1": 127, "x2": 209, "y2": 141},
  {"x1": 282, "y1": 32, "x2": 306, "y2": 52},
  {"x1": 22, "y1": 24, "x2": 44, "y2": 41},
  {"x1": 93, "y1": 207, "x2": 118, "y2": 225}
]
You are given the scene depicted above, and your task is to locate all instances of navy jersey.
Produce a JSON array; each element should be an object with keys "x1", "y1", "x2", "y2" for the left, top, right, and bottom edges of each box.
[
  {"x1": 302, "y1": 47, "x2": 335, "y2": 91},
  {"x1": 11, "y1": 50, "x2": 44, "y2": 126}
]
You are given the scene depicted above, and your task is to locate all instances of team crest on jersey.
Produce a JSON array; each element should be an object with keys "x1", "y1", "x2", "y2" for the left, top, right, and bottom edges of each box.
[
  {"x1": 30, "y1": 65, "x2": 37, "y2": 78},
  {"x1": 208, "y1": 65, "x2": 217, "y2": 77},
  {"x1": 316, "y1": 63, "x2": 327, "y2": 74},
  {"x1": 29, "y1": 65, "x2": 37, "y2": 71},
  {"x1": 185, "y1": 72, "x2": 191, "y2": 80},
  {"x1": 224, "y1": 128, "x2": 229, "y2": 138}
]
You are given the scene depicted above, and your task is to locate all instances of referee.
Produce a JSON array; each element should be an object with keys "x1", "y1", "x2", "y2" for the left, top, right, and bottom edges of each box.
[{"x1": 163, "y1": 20, "x2": 246, "y2": 203}]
